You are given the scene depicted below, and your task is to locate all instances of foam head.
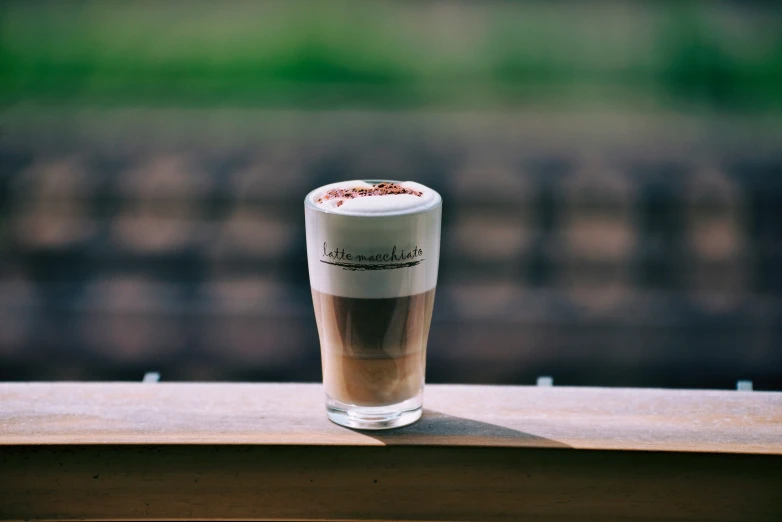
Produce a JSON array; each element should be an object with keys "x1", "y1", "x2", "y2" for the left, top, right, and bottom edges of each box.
[
  {"x1": 308, "y1": 180, "x2": 439, "y2": 216},
  {"x1": 305, "y1": 180, "x2": 442, "y2": 299}
]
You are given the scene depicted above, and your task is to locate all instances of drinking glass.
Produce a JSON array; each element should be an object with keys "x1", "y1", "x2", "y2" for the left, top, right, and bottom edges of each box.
[{"x1": 305, "y1": 180, "x2": 441, "y2": 429}]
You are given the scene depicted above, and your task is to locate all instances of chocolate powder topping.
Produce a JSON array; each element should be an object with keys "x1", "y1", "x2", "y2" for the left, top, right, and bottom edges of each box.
[{"x1": 317, "y1": 182, "x2": 423, "y2": 205}]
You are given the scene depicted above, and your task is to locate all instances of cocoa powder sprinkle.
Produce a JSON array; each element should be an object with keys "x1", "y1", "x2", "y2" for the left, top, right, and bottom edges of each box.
[{"x1": 319, "y1": 182, "x2": 423, "y2": 204}]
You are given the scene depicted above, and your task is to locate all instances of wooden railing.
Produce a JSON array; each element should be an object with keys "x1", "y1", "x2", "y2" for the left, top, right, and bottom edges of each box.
[{"x1": 1, "y1": 383, "x2": 780, "y2": 521}]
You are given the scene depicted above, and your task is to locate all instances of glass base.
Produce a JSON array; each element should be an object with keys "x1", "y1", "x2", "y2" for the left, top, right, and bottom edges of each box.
[{"x1": 326, "y1": 394, "x2": 423, "y2": 430}]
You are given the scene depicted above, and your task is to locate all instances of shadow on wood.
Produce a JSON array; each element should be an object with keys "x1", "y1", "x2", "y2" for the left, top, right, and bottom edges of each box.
[{"x1": 354, "y1": 409, "x2": 572, "y2": 448}]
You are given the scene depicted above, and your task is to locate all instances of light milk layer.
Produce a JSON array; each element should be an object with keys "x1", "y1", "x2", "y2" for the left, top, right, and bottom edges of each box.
[{"x1": 305, "y1": 180, "x2": 441, "y2": 299}]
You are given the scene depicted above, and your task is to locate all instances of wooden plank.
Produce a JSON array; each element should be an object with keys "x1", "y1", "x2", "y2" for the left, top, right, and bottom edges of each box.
[
  {"x1": 1, "y1": 383, "x2": 781, "y2": 521},
  {"x1": 1, "y1": 383, "x2": 780, "y2": 453},
  {"x1": 2, "y1": 445, "x2": 781, "y2": 521}
]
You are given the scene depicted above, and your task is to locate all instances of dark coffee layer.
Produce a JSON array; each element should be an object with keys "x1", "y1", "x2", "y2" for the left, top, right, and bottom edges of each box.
[{"x1": 312, "y1": 288, "x2": 435, "y2": 406}]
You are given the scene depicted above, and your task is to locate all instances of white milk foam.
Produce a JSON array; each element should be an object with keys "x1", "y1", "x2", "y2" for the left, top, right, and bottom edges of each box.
[
  {"x1": 309, "y1": 181, "x2": 439, "y2": 215},
  {"x1": 305, "y1": 181, "x2": 442, "y2": 299}
]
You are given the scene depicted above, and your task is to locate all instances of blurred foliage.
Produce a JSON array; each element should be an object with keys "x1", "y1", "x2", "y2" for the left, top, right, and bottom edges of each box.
[{"x1": 1, "y1": 0, "x2": 781, "y2": 110}]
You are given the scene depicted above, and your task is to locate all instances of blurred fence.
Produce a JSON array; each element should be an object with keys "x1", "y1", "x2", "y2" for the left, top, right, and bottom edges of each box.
[{"x1": 1, "y1": 110, "x2": 781, "y2": 388}]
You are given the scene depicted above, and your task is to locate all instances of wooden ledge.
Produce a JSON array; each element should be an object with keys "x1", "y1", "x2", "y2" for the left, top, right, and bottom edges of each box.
[
  {"x1": 1, "y1": 383, "x2": 780, "y2": 453},
  {"x1": 1, "y1": 383, "x2": 781, "y2": 521}
]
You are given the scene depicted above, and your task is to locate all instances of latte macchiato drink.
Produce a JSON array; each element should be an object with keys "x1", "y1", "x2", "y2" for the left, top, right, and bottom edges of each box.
[{"x1": 305, "y1": 180, "x2": 441, "y2": 429}]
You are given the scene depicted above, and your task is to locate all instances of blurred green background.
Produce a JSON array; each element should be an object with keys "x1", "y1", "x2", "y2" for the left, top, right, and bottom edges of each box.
[
  {"x1": 1, "y1": 0, "x2": 781, "y2": 389},
  {"x1": 3, "y1": 0, "x2": 782, "y2": 110}
]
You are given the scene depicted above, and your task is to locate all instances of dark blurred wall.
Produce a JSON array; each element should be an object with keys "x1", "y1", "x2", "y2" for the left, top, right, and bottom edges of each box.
[{"x1": 1, "y1": 0, "x2": 781, "y2": 389}]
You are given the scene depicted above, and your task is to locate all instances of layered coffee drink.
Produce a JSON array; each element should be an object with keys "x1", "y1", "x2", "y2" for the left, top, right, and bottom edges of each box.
[
  {"x1": 305, "y1": 180, "x2": 442, "y2": 429},
  {"x1": 312, "y1": 287, "x2": 435, "y2": 407}
]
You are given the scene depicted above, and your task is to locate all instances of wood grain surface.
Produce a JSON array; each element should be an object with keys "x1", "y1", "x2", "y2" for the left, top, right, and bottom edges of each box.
[
  {"x1": 1, "y1": 383, "x2": 780, "y2": 453},
  {"x1": 1, "y1": 383, "x2": 781, "y2": 521}
]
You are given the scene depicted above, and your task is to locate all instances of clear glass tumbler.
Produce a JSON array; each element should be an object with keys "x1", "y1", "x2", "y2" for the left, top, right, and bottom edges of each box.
[{"x1": 305, "y1": 180, "x2": 442, "y2": 429}]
